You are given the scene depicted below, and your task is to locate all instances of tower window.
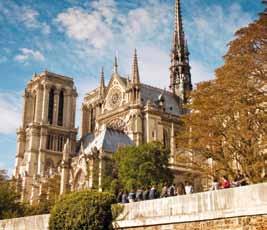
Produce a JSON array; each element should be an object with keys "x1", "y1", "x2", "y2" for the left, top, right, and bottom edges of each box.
[
  {"x1": 58, "y1": 91, "x2": 64, "y2": 126},
  {"x1": 48, "y1": 89, "x2": 54, "y2": 124}
]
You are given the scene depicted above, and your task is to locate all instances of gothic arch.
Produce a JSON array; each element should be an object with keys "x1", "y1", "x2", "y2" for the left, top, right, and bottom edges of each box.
[{"x1": 73, "y1": 168, "x2": 87, "y2": 191}]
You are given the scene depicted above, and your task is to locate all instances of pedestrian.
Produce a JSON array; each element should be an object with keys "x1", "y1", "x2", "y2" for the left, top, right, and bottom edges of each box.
[
  {"x1": 117, "y1": 191, "x2": 123, "y2": 203},
  {"x1": 160, "y1": 183, "x2": 168, "y2": 198},
  {"x1": 167, "y1": 183, "x2": 176, "y2": 196},
  {"x1": 142, "y1": 187, "x2": 150, "y2": 200},
  {"x1": 210, "y1": 178, "x2": 219, "y2": 190},
  {"x1": 136, "y1": 188, "x2": 143, "y2": 201},
  {"x1": 128, "y1": 189, "x2": 136, "y2": 203},
  {"x1": 234, "y1": 170, "x2": 248, "y2": 187},
  {"x1": 121, "y1": 191, "x2": 129, "y2": 204},
  {"x1": 149, "y1": 185, "x2": 157, "y2": 200},
  {"x1": 219, "y1": 176, "x2": 230, "y2": 189},
  {"x1": 185, "y1": 181, "x2": 193, "y2": 194},
  {"x1": 176, "y1": 182, "x2": 185, "y2": 195}
]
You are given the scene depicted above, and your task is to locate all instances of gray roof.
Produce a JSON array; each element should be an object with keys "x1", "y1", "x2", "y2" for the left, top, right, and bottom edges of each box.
[
  {"x1": 140, "y1": 84, "x2": 181, "y2": 116},
  {"x1": 79, "y1": 127, "x2": 133, "y2": 154}
]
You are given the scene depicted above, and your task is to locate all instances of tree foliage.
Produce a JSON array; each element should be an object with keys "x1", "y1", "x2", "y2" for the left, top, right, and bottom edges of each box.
[
  {"x1": 0, "y1": 170, "x2": 27, "y2": 220},
  {"x1": 113, "y1": 142, "x2": 174, "y2": 191},
  {"x1": 49, "y1": 190, "x2": 115, "y2": 230},
  {"x1": 176, "y1": 7, "x2": 267, "y2": 183}
]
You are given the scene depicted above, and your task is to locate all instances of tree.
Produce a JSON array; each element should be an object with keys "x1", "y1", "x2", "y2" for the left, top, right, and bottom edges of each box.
[
  {"x1": 113, "y1": 142, "x2": 174, "y2": 191},
  {"x1": 176, "y1": 4, "x2": 267, "y2": 183},
  {"x1": 49, "y1": 191, "x2": 115, "y2": 230},
  {"x1": 0, "y1": 170, "x2": 27, "y2": 219}
]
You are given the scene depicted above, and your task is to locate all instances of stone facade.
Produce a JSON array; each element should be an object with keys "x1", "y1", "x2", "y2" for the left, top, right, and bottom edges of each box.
[
  {"x1": 14, "y1": 71, "x2": 78, "y2": 203},
  {"x1": 14, "y1": 0, "x2": 194, "y2": 202}
]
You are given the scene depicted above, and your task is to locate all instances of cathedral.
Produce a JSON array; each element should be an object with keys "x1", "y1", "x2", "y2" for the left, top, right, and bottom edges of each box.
[{"x1": 14, "y1": 0, "x2": 193, "y2": 203}]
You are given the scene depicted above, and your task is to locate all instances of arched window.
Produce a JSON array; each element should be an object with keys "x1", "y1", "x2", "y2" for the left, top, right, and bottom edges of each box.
[
  {"x1": 58, "y1": 90, "x2": 64, "y2": 126},
  {"x1": 48, "y1": 89, "x2": 55, "y2": 124}
]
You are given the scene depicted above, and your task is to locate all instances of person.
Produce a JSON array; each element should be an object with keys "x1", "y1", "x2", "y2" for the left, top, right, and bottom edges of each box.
[
  {"x1": 142, "y1": 187, "x2": 150, "y2": 200},
  {"x1": 176, "y1": 182, "x2": 185, "y2": 195},
  {"x1": 219, "y1": 176, "x2": 230, "y2": 189},
  {"x1": 121, "y1": 191, "x2": 129, "y2": 204},
  {"x1": 117, "y1": 191, "x2": 123, "y2": 203},
  {"x1": 210, "y1": 178, "x2": 219, "y2": 190},
  {"x1": 160, "y1": 183, "x2": 168, "y2": 198},
  {"x1": 128, "y1": 190, "x2": 136, "y2": 203},
  {"x1": 149, "y1": 185, "x2": 157, "y2": 200},
  {"x1": 168, "y1": 184, "x2": 176, "y2": 197},
  {"x1": 185, "y1": 181, "x2": 193, "y2": 194},
  {"x1": 234, "y1": 170, "x2": 248, "y2": 187},
  {"x1": 136, "y1": 188, "x2": 143, "y2": 201}
]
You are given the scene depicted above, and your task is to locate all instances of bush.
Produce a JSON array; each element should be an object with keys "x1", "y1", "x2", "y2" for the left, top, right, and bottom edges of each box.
[{"x1": 49, "y1": 190, "x2": 116, "y2": 230}]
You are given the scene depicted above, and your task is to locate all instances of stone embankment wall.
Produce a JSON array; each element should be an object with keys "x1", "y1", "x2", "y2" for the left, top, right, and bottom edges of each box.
[
  {"x1": 0, "y1": 184, "x2": 266, "y2": 230},
  {"x1": 114, "y1": 183, "x2": 267, "y2": 229},
  {"x1": 0, "y1": 214, "x2": 49, "y2": 230}
]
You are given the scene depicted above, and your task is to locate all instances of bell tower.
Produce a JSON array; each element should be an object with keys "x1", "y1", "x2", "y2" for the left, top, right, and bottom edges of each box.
[
  {"x1": 169, "y1": 0, "x2": 192, "y2": 104},
  {"x1": 14, "y1": 71, "x2": 77, "y2": 202}
]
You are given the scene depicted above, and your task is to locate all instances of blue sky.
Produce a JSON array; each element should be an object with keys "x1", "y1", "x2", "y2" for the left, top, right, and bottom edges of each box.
[{"x1": 0, "y1": 0, "x2": 264, "y2": 174}]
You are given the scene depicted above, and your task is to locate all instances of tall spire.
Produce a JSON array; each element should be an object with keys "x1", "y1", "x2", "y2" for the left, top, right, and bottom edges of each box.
[
  {"x1": 99, "y1": 67, "x2": 105, "y2": 96},
  {"x1": 174, "y1": 0, "x2": 184, "y2": 50},
  {"x1": 113, "y1": 55, "x2": 118, "y2": 74},
  {"x1": 131, "y1": 49, "x2": 140, "y2": 85},
  {"x1": 170, "y1": 0, "x2": 192, "y2": 104}
]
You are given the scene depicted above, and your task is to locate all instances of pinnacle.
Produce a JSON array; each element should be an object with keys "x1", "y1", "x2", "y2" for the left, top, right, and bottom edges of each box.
[{"x1": 131, "y1": 49, "x2": 140, "y2": 85}]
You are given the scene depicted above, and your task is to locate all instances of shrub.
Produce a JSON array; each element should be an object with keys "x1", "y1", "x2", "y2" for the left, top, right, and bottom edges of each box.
[{"x1": 49, "y1": 190, "x2": 115, "y2": 230}]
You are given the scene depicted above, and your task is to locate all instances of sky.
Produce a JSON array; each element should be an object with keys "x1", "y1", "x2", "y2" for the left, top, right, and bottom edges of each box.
[{"x1": 0, "y1": 0, "x2": 264, "y2": 175}]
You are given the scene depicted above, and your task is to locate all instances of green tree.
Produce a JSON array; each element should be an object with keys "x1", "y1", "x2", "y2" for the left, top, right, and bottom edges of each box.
[
  {"x1": 49, "y1": 191, "x2": 115, "y2": 230},
  {"x1": 0, "y1": 170, "x2": 27, "y2": 219},
  {"x1": 176, "y1": 4, "x2": 267, "y2": 183},
  {"x1": 113, "y1": 142, "x2": 174, "y2": 191}
]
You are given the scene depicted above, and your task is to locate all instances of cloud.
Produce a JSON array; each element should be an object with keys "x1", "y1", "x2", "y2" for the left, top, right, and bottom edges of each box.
[
  {"x1": 0, "y1": 1, "x2": 50, "y2": 34},
  {"x1": 0, "y1": 92, "x2": 22, "y2": 135},
  {"x1": 55, "y1": 2, "x2": 115, "y2": 49},
  {"x1": 14, "y1": 48, "x2": 45, "y2": 62}
]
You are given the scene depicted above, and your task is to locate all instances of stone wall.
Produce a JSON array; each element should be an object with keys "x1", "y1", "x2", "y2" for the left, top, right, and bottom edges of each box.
[
  {"x1": 0, "y1": 214, "x2": 49, "y2": 230},
  {"x1": 114, "y1": 183, "x2": 267, "y2": 229},
  {"x1": 122, "y1": 215, "x2": 267, "y2": 230},
  {"x1": 0, "y1": 184, "x2": 267, "y2": 230}
]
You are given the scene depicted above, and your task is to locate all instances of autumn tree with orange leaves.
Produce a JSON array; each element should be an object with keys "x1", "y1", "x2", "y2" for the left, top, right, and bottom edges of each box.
[{"x1": 176, "y1": 2, "x2": 267, "y2": 184}]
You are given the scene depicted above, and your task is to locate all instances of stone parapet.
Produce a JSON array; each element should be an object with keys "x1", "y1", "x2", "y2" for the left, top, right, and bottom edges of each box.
[
  {"x1": 0, "y1": 214, "x2": 49, "y2": 230},
  {"x1": 114, "y1": 183, "x2": 267, "y2": 228}
]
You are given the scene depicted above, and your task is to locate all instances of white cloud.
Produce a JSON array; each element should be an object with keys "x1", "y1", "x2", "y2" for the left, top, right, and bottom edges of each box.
[
  {"x1": 14, "y1": 48, "x2": 45, "y2": 62},
  {"x1": 0, "y1": 92, "x2": 22, "y2": 135},
  {"x1": 0, "y1": 1, "x2": 50, "y2": 34},
  {"x1": 55, "y1": 4, "x2": 115, "y2": 49}
]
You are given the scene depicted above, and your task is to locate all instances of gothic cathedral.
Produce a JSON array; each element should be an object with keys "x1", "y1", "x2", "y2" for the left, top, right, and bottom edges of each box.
[{"x1": 14, "y1": 0, "x2": 192, "y2": 203}]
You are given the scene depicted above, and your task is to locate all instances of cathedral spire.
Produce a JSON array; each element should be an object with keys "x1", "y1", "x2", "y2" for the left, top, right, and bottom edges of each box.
[
  {"x1": 169, "y1": 0, "x2": 192, "y2": 104},
  {"x1": 131, "y1": 49, "x2": 140, "y2": 85},
  {"x1": 113, "y1": 55, "x2": 118, "y2": 74},
  {"x1": 173, "y1": 0, "x2": 184, "y2": 51},
  {"x1": 99, "y1": 67, "x2": 105, "y2": 96}
]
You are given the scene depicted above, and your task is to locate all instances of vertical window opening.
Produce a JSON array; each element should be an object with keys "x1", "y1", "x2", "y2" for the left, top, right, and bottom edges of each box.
[
  {"x1": 58, "y1": 90, "x2": 64, "y2": 126},
  {"x1": 48, "y1": 89, "x2": 54, "y2": 124}
]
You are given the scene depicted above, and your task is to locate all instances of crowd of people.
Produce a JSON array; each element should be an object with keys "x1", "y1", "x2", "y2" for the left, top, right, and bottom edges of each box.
[
  {"x1": 117, "y1": 171, "x2": 249, "y2": 204},
  {"x1": 116, "y1": 181, "x2": 194, "y2": 204}
]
